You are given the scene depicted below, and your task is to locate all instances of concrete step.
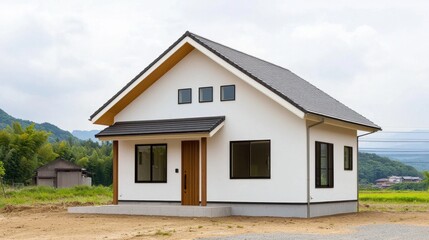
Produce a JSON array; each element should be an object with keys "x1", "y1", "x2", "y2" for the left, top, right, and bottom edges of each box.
[{"x1": 68, "y1": 204, "x2": 231, "y2": 218}]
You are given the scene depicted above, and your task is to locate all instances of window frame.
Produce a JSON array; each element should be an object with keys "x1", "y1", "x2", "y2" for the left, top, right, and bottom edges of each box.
[
  {"x1": 229, "y1": 140, "x2": 271, "y2": 179},
  {"x1": 315, "y1": 141, "x2": 334, "y2": 188},
  {"x1": 199, "y1": 86, "x2": 213, "y2": 103},
  {"x1": 178, "y1": 88, "x2": 192, "y2": 104},
  {"x1": 135, "y1": 144, "x2": 168, "y2": 183},
  {"x1": 344, "y1": 146, "x2": 353, "y2": 171},
  {"x1": 220, "y1": 85, "x2": 236, "y2": 101}
]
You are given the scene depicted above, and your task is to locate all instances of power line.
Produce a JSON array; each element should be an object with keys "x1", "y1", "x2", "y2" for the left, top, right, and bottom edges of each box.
[
  {"x1": 374, "y1": 131, "x2": 429, "y2": 134},
  {"x1": 360, "y1": 139, "x2": 429, "y2": 142},
  {"x1": 361, "y1": 148, "x2": 429, "y2": 150},
  {"x1": 360, "y1": 150, "x2": 429, "y2": 153}
]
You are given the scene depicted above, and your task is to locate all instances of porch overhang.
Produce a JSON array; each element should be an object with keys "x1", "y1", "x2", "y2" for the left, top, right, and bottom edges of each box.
[{"x1": 95, "y1": 116, "x2": 225, "y2": 141}]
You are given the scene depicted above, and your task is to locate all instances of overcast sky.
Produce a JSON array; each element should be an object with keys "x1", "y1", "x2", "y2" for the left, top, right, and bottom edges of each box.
[{"x1": 1, "y1": 1, "x2": 428, "y2": 131}]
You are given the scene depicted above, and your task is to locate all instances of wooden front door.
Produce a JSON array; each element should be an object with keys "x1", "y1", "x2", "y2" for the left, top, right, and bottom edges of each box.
[{"x1": 181, "y1": 141, "x2": 199, "y2": 205}]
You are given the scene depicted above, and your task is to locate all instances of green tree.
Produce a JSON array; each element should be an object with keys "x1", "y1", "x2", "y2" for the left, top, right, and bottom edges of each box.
[
  {"x1": 77, "y1": 157, "x2": 89, "y2": 168},
  {"x1": 423, "y1": 171, "x2": 429, "y2": 190},
  {"x1": 0, "y1": 122, "x2": 113, "y2": 186},
  {"x1": 0, "y1": 161, "x2": 5, "y2": 178},
  {"x1": 0, "y1": 122, "x2": 52, "y2": 184},
  {"x1": 0, "y1": 160, "x2": 5, "y2": 196},
  {"x1": 52, "y1": 141, "x2": 74, "y2": 161}
]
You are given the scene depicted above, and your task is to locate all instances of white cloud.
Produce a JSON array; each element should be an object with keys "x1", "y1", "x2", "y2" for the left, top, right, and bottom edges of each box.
[{"x1": 0, "y1": 1, "x2": 428, "y2": 132}]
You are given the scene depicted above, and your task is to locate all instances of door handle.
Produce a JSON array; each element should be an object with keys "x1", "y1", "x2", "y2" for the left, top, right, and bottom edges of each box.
[{"x1": 184, "y1": 174, "x2": 187, "y2": 190}]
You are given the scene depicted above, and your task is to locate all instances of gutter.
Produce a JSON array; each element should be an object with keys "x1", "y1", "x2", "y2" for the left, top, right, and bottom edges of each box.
[
  {"x1": 306, "y1": 118, "x2": 324, "y2": 218},
  {"x1": 356, "y1": 130, "x2": 379, "y2": 212}
]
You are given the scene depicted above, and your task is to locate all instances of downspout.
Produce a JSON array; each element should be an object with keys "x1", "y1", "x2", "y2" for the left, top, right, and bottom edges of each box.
[
  {"x1": 356, "y1": 130, "x2": 378, "y2": 212},
  {"x1": 306, "y1": 118, "x2": 324, "y2": 218}
]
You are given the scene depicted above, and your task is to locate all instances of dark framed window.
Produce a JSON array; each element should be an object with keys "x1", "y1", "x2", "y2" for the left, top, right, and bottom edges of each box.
[
  {"x1": 221, "y1": 85, "x2": 235, "y2": 101},
  {"x1": 230, "y1": 140, "x2": 270, "y2": 179},
  {"x1": 315, "y1": 141, "x2": 334, "y2": 188},
  {"x1": 344, "y1": 146, "x2": 353, "y2": 170},
  {"x1": 135, "y1": 144, "x2": 167, "y2": 183},
  {"x1": 199, "y1": 87, "x2": 213, "y2": 103},
  {"x1": 178, "y1": 88, "x2": 192, "y2": 104}
]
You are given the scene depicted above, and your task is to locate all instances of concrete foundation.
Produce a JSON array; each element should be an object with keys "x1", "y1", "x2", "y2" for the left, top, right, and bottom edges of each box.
[
  {"x1": 209, "y1": 203, "x2": 308, "y2": 218},
  {"x1": 68, "y1": 201, "x2": 357, "y2": 218},
  {"x1": 68, "y1": 204, "x2": 231, "y2": 218},
  {"x1": 309, "y1": 201, "x2": 358, "y2": 218}
]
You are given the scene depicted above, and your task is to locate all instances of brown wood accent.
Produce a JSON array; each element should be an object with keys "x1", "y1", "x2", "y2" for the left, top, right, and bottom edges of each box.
[
  {"x1": 201, "y1": 137, "x2": 207, "y2": 206},
  {"x1": 95, "y1": 43, "x2": 195, "y2": 125},
  {"x1": 113, "y1": 140, "x2": 118, "y2": 205},
  {"x1": 181, "y1": 141, "x2": 199, "y2": 205}
]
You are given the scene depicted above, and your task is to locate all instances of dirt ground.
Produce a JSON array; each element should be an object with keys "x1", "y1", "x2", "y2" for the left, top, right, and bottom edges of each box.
[{"x1": 0, "y1": 205, "x2": 428, "y2": 240}]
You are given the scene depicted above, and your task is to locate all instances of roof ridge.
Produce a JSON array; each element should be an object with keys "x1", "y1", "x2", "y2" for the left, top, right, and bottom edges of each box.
[{"x1": 188, "y1": 32, "x2": 296, "y2": 75}]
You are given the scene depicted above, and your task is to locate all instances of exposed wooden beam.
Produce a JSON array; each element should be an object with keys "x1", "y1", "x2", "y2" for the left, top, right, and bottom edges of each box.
[
  {"x1": 201, "y1": 137, "x2": 207, "y2": 206},
  {"x1": 113, "y1": 141, "x2": 118, "y2": 205}
]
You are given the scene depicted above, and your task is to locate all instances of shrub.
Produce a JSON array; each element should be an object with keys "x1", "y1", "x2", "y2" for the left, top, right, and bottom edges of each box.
[{"x1": 390, "y1": 182, "x2": 428, "y2": 191}]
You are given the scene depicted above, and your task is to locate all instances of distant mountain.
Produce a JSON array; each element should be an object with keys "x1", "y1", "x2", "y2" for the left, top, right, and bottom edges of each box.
[
  {"x1": 360, "y1": 130, "x2": 429, "y2": 171},
  {"x1": 72, "y1": 130, "x2": 100, "y2": 142},
  {"x1": 0, "y1": 108, "x2": 78, "y2": 142},
  {"x1": 359, "y1": 152, "x2": 423, "y2": 184}
]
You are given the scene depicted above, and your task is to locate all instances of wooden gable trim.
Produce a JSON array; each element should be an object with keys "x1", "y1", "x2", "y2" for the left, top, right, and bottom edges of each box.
[{"x1": 93, "y1": 42, "x2": 195, "y2": 125}]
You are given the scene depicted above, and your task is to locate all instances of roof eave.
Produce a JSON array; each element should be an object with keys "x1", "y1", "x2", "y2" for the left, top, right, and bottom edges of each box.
[{"x1": 305, "y1": 113, "x2": 381, "y2": 132}]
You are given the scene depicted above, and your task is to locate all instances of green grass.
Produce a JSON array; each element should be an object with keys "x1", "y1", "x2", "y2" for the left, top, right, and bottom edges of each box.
[
  {"x1": 359, "y1": 191, "x2": 429, "y2": 203},
  {"x1": 0, "y1": 185, "x2": 112, "y2": 209},
  {"x1": 1, "y1": 187, "x2": 428, "y2": 212}
]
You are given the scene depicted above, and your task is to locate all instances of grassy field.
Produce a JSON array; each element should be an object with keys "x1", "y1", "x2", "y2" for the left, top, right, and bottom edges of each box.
[
  {"x1": 359, "y1": 190, "x2": 429, "y2": 212},
  {"x1": 360, "y1": 191, "x2": 429, "y2": 203},
  {"x1": 1, "y1": 186, "x2": 428, "y2": 213},
  {"x1": 0, "y1": 185, "x2": 112, "y2": 209}
]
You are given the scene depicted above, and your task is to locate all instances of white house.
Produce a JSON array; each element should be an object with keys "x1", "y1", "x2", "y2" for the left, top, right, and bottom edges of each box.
[{"x1": 90, "y1": 31, "x2": 381, "y2": 218}]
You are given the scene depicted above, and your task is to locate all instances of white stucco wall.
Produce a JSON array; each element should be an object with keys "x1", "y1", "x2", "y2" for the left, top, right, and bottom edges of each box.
[
  {"x1": 115, "y1": 49, "x2": 308, "y2": 203},
  {"x1": 118, "y1": 139, "x2": 182, "y2": 201},
  {"x1": 309, "y1": 124, "x2": 358, "y2": 202}
]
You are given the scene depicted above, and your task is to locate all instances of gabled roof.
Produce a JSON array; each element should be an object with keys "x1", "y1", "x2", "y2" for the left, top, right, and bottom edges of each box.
[
  {"x1": 36, "y1": 158, "x2": 83, "y2": 171},
  {"x1": 95, "y1": 116, "x2": 225, "y2": 138},
  {"x1": 90, "y1": 31, "x2": 380, "y2": 130}
]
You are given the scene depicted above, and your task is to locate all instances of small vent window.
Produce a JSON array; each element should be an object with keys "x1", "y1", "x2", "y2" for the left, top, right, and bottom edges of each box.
[
  {"x1": 221, "y1": 85, "x2": 235, "y2": 101},
  {"x1": 178, "y1": 88, "x2": 192, "y2": 104}
]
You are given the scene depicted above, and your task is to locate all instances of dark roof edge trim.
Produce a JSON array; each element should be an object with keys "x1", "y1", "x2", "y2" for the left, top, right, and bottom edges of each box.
[
  {"x1": 95, "y1": 116, "x2": 226, "y2": 138},
  {"x1": 89, "y1": 31, "x2": 194, "y2": 121},
  {"x1": 96, "y1": 130, "x2": 210, "y2": 138},
  {"x1": 208, "y1": 117, "x2": 225, "y2": 132},
  {"x1": 101, "y1": 115, "x2": 225, "y2": 125}
]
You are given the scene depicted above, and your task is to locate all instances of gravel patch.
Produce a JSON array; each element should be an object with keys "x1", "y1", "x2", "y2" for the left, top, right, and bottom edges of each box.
[{"x1": 201, "y1": 224, "x2": 429, "y2": 240}]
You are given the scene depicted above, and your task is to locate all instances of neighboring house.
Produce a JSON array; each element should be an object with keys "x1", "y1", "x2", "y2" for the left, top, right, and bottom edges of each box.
[
  {"x1": 402, "y1": 176, "x2": 422, "y2": 183},
  {"x1": 90, "y1": 31, "x2": 381, "y2": 218},
  {"x1": 35, "y1": 159, "x2": 91, "y2": 188},
  {"x1": 375, "y1": 176, "x2": 422, "y2": 188},
  {"x1": 375, "y1": 178, "x2": 392, "y2": 188}
]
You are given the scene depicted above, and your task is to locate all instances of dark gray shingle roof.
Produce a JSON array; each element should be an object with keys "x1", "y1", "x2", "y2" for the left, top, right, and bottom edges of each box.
[
  {"x1": 95, "y1": 116, "x2": 225, "y2": 137},
  {"x1": 188, "y1": 32, "x2": 380, "y2": 129},
  {"x1": 90, "y1": 31, "x2": 380, "y2": 130}
]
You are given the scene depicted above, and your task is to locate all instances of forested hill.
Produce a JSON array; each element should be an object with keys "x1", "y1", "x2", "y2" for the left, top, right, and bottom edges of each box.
[
  {"x1": 0, "y1": 108, "x2": 77, "y2": 142},
  {"x1": 359, "y1": 152, "x2": 423, "y2": 184}
]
